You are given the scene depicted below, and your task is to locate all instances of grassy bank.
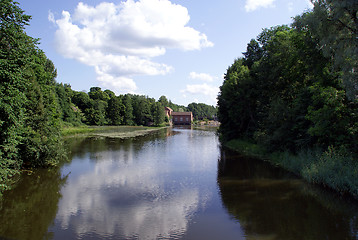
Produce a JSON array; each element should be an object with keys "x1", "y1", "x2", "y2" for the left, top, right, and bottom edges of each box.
[
  {"x1": 224, "y1": 139, "x2": 358, "y2": 199},
  {"x1": 62, "y1": 125, "x2": 167, "y2": 138}
]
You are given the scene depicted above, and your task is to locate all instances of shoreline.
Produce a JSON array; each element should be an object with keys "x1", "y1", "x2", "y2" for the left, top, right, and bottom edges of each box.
[
  {"x1": 223, "y1": 138, "x2": 358, "y2": 199},
  {"x1": 62, "y1": 125, "x2": 168, "y2": 139}
]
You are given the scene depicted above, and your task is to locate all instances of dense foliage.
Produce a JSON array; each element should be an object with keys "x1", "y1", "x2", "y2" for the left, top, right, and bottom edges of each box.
[
  {"x1": 187, "y1": 103, "x2": 217, "y2": 121},
  {"x1": 0, "y1": 0, "x2": 64, "y2": 193},
  {"x1": 218, "y1": 0, "x2": 357, "y2": 154}
]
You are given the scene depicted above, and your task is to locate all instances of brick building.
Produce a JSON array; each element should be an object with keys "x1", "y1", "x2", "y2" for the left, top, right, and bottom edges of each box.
[{"x1": 171, "y1": 112, "x2": 193, "y2": 125}]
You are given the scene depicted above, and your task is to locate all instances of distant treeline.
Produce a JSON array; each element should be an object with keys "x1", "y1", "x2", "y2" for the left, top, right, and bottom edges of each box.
[
  {"x1": 218, "y1": 0, "x2": 358, "y2": 196},
  {"x1": 55, "y1": 84, "x2": 217, "y2": 127},
  {"x1": 0, "y1": 0, "x2": 217, "y2": 194}
]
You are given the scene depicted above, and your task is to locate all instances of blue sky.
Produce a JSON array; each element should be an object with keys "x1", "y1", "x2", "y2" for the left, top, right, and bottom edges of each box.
[{"x1": 17, "y1": 0, "x2": 313, "y2": 106}]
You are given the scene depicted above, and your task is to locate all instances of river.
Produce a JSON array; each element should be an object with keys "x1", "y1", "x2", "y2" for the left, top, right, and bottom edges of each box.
[{"x1": 0, "y1": 127, "x2": 357, "y2": 240}]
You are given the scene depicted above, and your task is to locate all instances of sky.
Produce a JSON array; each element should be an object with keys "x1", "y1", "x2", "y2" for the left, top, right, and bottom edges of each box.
[{"x1": 16, "y1": 0, "x2": 313, "y2": 106}]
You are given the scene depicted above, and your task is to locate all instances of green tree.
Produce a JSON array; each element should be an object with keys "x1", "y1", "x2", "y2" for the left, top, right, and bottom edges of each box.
[
  {"x1": 122, "y1": 94, "x2": 134, "y2": 125},
  {"x1": 55, "y1": 83, "x2": 81, "y2": 125},
  {"x1": 107, "y1": 96, "x2": 124, "y2": 125},
  {"x1": 84, "y1": 99, "x2": 107, "y2": 126},
  {"x1": 187, "y1": 102, "x2": 217, "y2": 120},
  {"x1": 218, "y1": 20, "x2": 358, "y2": 153},
  {"x1": 72, "y1": 91, "x2": 91, "y2": 112},
  {"x1": 132, "y1": 95, "x2": 154, "y2": 126},
  {"x1": 0, "y1": 0, "x2": 64, "y2": 193},
  {"x1": 104, "y1": 89, "x2": 115, "y2": 99},
  {"x1": 152, "y1": 102, "x2": 165, "y2": 126},
  {"x1": 88, "y1": 87, "x2": 110, "y2": 102},
  {"x1": 218, "y1": 59, "x2": 255, "y2": 141},
  {"x1": 294, "y1": 0, "x2": 358, "y2": 99},
  {"x1": 243, "y1": 39, "x2": 263, "y2": 69},
  {"x1": 158, "y1": 95, "x2": 169, "y2": 107}
]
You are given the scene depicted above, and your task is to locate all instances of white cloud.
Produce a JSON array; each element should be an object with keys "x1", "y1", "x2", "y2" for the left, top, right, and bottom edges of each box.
[
  {"x1": 181, "y1": 83, "x2": 219, "y2": 105},
  {"x1": 52, "y1": 0, "x2": 213, "y2": 92},
  {"x1": 245, "y1": 0, "x2": 276, "y2": 12},
  {"x1": 189, "y1": 72, "x2": 215, "y2": 82}
]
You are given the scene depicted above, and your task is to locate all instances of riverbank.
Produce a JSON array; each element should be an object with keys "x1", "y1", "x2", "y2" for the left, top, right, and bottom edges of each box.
[
  {"x1": 62, "y1": 125, "x2": 167, "y2": 139},
  {"x1": 224, "y1": 139, "x2": 358, "y2": 199},
  {"x1": 193, "y1": 120, "x2": 220, "y2": 127}
]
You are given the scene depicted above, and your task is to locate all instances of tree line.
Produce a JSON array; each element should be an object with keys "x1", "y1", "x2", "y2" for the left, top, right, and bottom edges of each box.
[
  {"x1": 0, "y1": 0, "x2": 218, "y2": 194},
  {"x1": 56, "y1": 85, "x2": 217, "y2": 127},
  {"x1": 56, "y1": 84, "x2": 169, "y2": 127},
  {"x1": 218, "y1": 0, "x2": 357, "y2": 154}
]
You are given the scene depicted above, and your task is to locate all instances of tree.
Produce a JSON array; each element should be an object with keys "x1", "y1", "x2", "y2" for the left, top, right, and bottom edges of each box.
[
  {"x1": 104, "y1": 89, "x2": 115, "y2": 99},
  {"x1": 0, "y1": 0, "x2": 64, "y2": 193},
  {"x1": 55, "y1": 83, "x2": 81, "y2": 125},
  {"x1": 88, "y1": 87, "x2": 110, "y2": 102},
  {"x1": 152, "y1": 102, "x2": 165, "y2": 126},
  {"x1": 107, "y1": 96, "x2": 124, "y2": 125},
  {"x1": 158, "y1": 95, "x2": 169, "y2": 107},
  {"x1": 72, "y1": 91, "x2": 91, "y2": 112},
  {"x1": 131, "y1": 95, "x2": 154, "y2": 126},
  {"x1": 122, "y1": 94, "x2": 134, "y2": 125},
  {"x1": 218, "y1": 59, "x2": 255, "y2": 141},
  {"x1": 187, "y1": 102, "x2": 217, "y2": 120},
  {"x1": 243, "y1": 39, "x2": 263, "y2": 69},
  {"x1": 218, "y1": 18, "x2": 358, "y2": 153},
  {"x1": 84, "y1": 99, "x2": 107, "y2": 126},
  {"x1": 294, "y1": 0, "x2": 358, "y2": 99}
]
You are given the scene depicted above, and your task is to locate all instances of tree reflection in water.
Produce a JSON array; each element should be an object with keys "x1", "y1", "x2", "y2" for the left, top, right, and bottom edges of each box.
[
  {"x1": 217, "y1": 148, "x2": 358, "y2": 240},
  {"x1": 0, "y1": 168, "x2": 67, "y2": 240}
]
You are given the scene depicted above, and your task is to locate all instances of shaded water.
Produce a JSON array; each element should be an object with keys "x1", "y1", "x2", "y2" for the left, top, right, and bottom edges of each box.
[{"x1": 0, "y1": 127, "x2": 357, "y2": 240}]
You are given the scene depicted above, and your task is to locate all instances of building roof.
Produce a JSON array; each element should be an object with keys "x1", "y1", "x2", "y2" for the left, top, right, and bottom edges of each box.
[{"x1": 171, "y1": 112, "x2": 192, "y2": 116}]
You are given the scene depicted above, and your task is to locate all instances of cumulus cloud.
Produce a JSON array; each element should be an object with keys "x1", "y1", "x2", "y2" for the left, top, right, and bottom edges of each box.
[
  {"x1": 181, "y1": 83, "x2": 219, "y2": 105},
  {"x1": 245, "y1": 0, "x2": 276, "y2": 12},
  {"x1": 51, "y1": 0, "x2": 213, "y2": 92},
  {"x1": 189, "y1": 72, "x2": 215, "y2": 82}
]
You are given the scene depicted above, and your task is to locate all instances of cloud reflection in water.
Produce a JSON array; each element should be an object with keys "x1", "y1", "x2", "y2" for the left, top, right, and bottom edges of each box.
[{"x1": 56, "y1": 133, "x2": 215, "y2": 239}]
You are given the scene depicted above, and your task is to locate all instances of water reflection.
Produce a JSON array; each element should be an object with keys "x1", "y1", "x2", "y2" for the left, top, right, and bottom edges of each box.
[
  {"x1": 218, "y1": 148, "x2": 358, "y2": 240},
  {"x1": 1, "y1": 128, "x2": 357, "y2": 240},
  {"x1": 50, "y1": 128, "x2": 218, "y2": 240},
  {"x1": 55, "y1": 155, "x2": 201, "y2": 239},
  {"x1": 0, "y1": 168, "x2": 67, "y2": 240}
]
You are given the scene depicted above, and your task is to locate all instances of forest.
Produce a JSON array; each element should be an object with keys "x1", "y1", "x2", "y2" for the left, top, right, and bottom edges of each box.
[
  {"x1": 55, "y1": 85, "x2": 217, "y2": 127},
  {"x1": 218, "y1": 0, "x2": 357, "y2": 196},
  {"x1": 0, "y1": 0, "x2": 216, "y2": 194}
]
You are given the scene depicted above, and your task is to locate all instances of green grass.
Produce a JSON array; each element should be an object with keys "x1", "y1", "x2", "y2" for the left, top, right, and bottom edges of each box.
[{"x1": 224, "y1": 139, "x2": 358, "y2": 199}]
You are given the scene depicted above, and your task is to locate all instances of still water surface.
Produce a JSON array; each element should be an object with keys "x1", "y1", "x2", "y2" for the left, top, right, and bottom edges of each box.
[{"x1": 0, "y1": 127, "x2": 357, "y2": 240}]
